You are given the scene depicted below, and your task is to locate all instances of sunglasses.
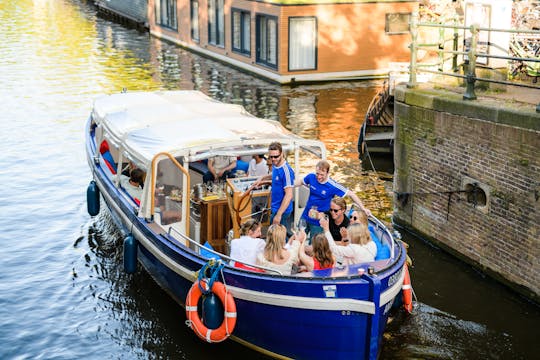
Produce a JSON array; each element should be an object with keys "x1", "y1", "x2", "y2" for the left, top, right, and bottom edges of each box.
[
  {"x1": 269, "y1": 154, "x2": 281, "y2": 159},
  {"x1": 330, "y1": 208, "x2": 342, "y2": 213}
]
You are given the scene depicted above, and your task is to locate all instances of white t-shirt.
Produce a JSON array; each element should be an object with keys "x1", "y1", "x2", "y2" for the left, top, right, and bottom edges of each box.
[
  {"x1": 229, "y1": 235, "x2": 266, "y2": 266},
  {"x1": 212, "y1": 155, "x2": 236, "y2": 173},
  {"x1": 248, "y1": 158, "x2": 269, "y2": 177},
  {"x1": 117, "y1": 174, "x2": 143, "y2": 201},
  {"x1": 324, "y1": 231, "x2": 377, "y2": 265}
]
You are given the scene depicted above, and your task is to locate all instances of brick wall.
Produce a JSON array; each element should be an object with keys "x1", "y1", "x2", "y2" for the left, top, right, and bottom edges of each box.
[{"x1": 393, "y1": 85, "x2": 540, "y2": 302}]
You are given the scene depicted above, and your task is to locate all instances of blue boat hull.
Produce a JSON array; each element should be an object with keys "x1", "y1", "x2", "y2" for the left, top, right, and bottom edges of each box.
[{"x1": 86, "y1": 117, "x2": 406, "y2": 360}]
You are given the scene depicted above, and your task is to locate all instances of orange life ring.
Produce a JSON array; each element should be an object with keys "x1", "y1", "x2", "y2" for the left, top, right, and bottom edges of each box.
[
  {"x1": 402, "y1": 263, "x2": 413, "y2": 313},
  {"x1": 185, "y1": 280, "x2": 237, "y2": 342}
]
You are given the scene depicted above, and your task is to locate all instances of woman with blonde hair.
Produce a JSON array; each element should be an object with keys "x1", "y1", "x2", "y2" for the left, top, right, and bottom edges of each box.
[
  {"x1": 256, "y1": 224, "x2": 304, "y2": 275},
  {"x1": 299, "y1": 233, "x2": 335, "y2": 271},
  {"x1": 320, "y1": 217, "x2": 376, "y2": 265}
]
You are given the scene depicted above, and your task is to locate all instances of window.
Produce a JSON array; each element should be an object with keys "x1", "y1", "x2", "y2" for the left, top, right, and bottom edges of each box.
[
  {"x1": 289, "y1": 17, "x2": 317, "y2": 71},
  {"x1": 256, "y1": 15, "x2": 278, "y2": 69},
  {"x1": 191, "y1": 0, "x2": 199, "y2": 42},
  {"x1": 155, "y1": 0, "x2": 177, "y2": 30},
  {"x1": 385, "y1": 13, "x2": 410, "y2": 34},
  {"x1": 232, "y1": 9, "x2": 251, "y2": 56},
  {"x1": 208, "y1": 0, "x2": 225, "y2": 47}
]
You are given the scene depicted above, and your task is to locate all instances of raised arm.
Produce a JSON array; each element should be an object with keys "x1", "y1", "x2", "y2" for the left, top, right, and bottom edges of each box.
[
  {"x1": 219, "y1": 158, "x2": 237, "y2": 177},
  {"x1": 320, "y1": 217, "x2": 356, "y2": 259},
  {"x1": 298, "y1": 240, "x2": 314, "y2": 272},
  {"x1": 346, "y1": 190, "x2": 371, "y2": 217}
]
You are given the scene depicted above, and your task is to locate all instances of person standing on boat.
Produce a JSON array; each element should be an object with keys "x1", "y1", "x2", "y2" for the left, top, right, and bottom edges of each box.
[
  {"x1": 254, "y1": 142, "x2": 295, "y2": 236},
  {"x1": 203, "y1": 155, "x2": 237, "y2": 184},
  {"x1": 297, "y1": 160, "x2": 371, "y2": 240}
]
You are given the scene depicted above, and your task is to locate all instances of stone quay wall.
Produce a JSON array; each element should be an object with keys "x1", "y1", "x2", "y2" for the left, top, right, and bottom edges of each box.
[
  {"x1": 95, "y1": 0, "x2": 148, "y2": 28},
  {"x1": 393, "y1": 85, "x2": 540, "y2": 303}
]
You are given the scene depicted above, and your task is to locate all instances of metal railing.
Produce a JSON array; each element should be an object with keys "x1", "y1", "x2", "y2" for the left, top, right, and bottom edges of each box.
[{"x1": 407, "y1": 11, "x2": 540, "y2": 112}]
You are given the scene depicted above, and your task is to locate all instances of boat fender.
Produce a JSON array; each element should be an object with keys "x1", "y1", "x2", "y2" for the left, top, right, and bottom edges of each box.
[
  {"x1": 202, "y1": 292, "x2": 225, "y2": 329},
  {"x1": 123, "y1": 235, "x2": 137, "y2": 274},
  {"x1": 87, "y1": 180, "x2": 100, "y2": 216},
  {"x1": 185, "y1": 280, "x2": 237, "y2": 343},
  {"x1": 402, "y1": 263, "x2": 413, "y2": 314}
]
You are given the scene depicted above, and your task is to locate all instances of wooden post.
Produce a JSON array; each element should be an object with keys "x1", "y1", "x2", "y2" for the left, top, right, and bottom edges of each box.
[
  {"x1": 464, "y1": 24, "x2": 478, "y2": 100},
  {"x1": 408, "y1": 12, "x2": 418, "y2": 88}
]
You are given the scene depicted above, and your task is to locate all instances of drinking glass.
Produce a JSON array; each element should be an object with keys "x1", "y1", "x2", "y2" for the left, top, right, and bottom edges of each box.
[{"x1": 298, "y1": 218, "x2": 307, "y2": 232}]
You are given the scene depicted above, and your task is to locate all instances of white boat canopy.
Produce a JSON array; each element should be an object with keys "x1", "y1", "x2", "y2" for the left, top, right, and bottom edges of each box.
[{"x1": 92, "y1": 90, "x2": 326, "y2": 168}]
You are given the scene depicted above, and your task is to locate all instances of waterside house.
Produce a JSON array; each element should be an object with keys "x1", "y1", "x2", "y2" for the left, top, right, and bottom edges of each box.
[{"x1": 148, "y1": 0, "x2": 418, "y2": 84}]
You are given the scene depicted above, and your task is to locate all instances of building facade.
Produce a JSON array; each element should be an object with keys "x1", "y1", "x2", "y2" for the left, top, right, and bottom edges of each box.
[{"x1": 148, "y1": 0, "x2": 418, "y2": 83}]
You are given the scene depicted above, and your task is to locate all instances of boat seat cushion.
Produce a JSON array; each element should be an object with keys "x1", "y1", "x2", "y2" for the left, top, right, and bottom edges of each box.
[
  {"x1": 99, "y1": 140, "x2": 117, "y2": 174},
  {"x1": 190, "y1": 160, "x2": 208, "y2": 175},
  {"x1": 200, "y1": 241, "x2": 221, "y2": 260},
  {"x1": 234, "y1": 261, "x2": 264, "y2": 272}
]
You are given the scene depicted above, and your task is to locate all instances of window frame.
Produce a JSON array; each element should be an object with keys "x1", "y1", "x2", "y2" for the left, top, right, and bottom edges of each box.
[
  {"x1": 288, "y1": 16, "x2": 318, "y2": 71},
  {"x1": 385, "y1": 12, "x2": 411, "y2": 35},
  {"x1": 231, "y1": 8, "x2": 251, "y2": 56},
  {"x1": 255, "y1": 14, "x2": 278, "y2": 70},
  {"x1": 155, "y1": 0, "x2": 178, "y2": 31},
  {"x1": 208, "y1": 0, "x2": 225, "y2": 47},
  {"x1": 190, "y1": 0, "x2": 200, "y2": 42}
]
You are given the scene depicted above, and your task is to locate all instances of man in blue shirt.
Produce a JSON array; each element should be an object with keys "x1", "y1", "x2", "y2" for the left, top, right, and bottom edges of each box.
[
  {"x1": 255, "y1": 142, "x2": 295, "y2": 236},
  {"x1": 297, "y1": 160, "x2": 371, "y2": 240}
]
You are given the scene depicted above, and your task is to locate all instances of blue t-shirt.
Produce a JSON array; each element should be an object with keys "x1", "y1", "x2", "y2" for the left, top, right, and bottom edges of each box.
[
  {"x1": 301, "y1": 173, "x2": 348, "y2": 225},
  {"x1": 271, "y1": 161, "x2": 295, "y2": 215}
]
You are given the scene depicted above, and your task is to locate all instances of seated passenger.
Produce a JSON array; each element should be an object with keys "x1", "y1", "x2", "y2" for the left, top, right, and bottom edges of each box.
[
  {"x1": 320, "y1": 217, "x2": 376, "y2": 266},
  {"x1": 299, "y1": 233, "x2": 335, "y2": 271},
  {"x1": 115, "y1": 168, "x2": 144, "y2": 203},
  {"x1": 247, "y1": 154, "x2": 269, "y2": 177},
  {"x1": 349, "y1": 208, "x2": 390, "y2": 260},
  {"x1": 256, "y1": 224, "x2": 304, "y2": 275},
  {"x1": 229, "y1": 219, "x2": 265, "y2": 267},
  {"x1": 203, "y1": 155, "x2": 237, "y2": 184}
]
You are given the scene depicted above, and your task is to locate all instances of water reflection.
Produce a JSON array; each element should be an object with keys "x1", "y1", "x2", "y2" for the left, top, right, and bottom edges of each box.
[{"x1": 1, "y1": 1, "x2": 538, "y2": 360}]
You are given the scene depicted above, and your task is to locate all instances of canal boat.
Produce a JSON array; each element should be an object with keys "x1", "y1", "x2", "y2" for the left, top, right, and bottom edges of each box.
[
  {"x1": 357, "y1": 81, "x2": 394, "y2": 157},
  {"x1": 85, "y1": 90, "x2": 411, "y2": 360}
]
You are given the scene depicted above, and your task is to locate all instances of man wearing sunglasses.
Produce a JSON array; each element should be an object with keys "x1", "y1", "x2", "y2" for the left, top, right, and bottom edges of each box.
[
  {"x1": 296, "y1": 160, "x2": 371, "y2": 241},
  {"x1": 254, "y1": 142, "x2": 295, "y2": 237}
]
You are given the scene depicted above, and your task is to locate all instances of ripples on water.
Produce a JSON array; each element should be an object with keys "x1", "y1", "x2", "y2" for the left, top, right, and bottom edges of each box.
[{"x1": 1, "y1": 1, "x2": 538, "y2": 359}]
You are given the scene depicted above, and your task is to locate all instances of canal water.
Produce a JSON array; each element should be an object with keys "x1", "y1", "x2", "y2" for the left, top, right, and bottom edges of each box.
[{"x1": 1, "y1": 1, "x2": 538, "y2": 359}]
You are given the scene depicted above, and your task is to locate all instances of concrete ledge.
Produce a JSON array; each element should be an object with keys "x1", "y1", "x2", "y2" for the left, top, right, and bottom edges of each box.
[{"x1": 395, "y1": 85, "x2": 540, "y2": 131}]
